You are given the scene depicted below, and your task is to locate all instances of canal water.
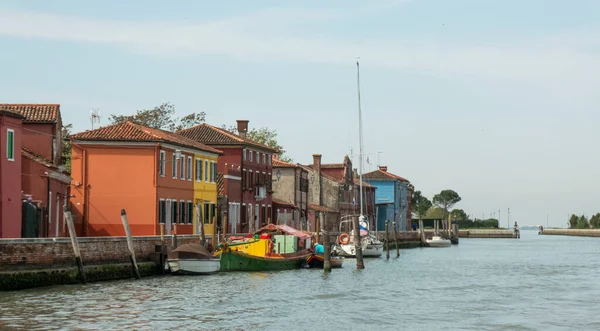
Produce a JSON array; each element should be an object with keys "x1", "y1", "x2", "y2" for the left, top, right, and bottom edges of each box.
[{"x1": 2, "y1": 230, "x2": 600, "y2": 330}]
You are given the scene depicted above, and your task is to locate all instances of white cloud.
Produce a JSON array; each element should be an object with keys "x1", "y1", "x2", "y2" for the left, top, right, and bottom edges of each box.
[{"x1": 0, "y1": 4, "x2": 598, "y2": 82}]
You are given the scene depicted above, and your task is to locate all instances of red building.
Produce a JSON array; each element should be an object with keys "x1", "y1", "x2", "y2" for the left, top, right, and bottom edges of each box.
[
  {"x1": 217, "y1": 166, "x2": 243, "y2": 234},
  {"x1": 0, "y1": 104, "x2": 71, "y2": 238},
  {"x1": 177, "y1": 120, "x2": 278, "y2": 233},
  {"x1": 315, "y1": 155, "x2": 376, "y2": 230},
  {"x1": 0, "y1": 109, "x2": 24, "y2": 238}
]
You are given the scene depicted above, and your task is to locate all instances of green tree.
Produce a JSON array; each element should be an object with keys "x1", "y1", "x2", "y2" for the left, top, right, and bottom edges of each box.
[
  {"x1": 433, "y1": 189, "x2": 462, "y2": 220},
  {"x1": 412, "y1": 191, "x2": 432, "y2": 222},
  {"x1": 450, "y1": 209, "x2": 468, "y2": 221},
  {"x1": 61, "y1": 123, "x2": 73, "y2": 173},
  {"x1": 425, "y1": 207, "x2": 446, "y2": 219},
  {"x1": 590, "y1": 213, "x2": 600, "y2": 228},
  {"x1": 222, "y1": 125, "x2": 292, "y2": 162},
  {"x1": 568, "y1": 214, "x2": 579, "y2": 229},
  {"x1": 109, "y1": 102, "x2": 205, "y2": 131},
  {"x1": 576, "y1": 215, "x2": 590, "y2": 229}
]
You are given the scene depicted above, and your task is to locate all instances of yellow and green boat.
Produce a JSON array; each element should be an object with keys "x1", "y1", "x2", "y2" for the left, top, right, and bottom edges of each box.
[{"x1": 215, "y1": 224, "x2": 313, "y2": 271}]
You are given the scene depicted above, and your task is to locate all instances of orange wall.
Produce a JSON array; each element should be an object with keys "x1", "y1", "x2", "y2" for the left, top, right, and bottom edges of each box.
[{"x1": 71, "y1": 144, "x2": 158, "y2": 236}]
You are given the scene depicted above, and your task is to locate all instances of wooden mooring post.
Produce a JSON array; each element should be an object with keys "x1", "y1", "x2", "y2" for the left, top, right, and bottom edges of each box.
[
  {"x1": 393, "y1": 221, "x2": 399, "y2": 257},
  {"x1": 353, "y1": 215, "x2": 365, "y2": 269},
  {"x1": 64, "y1": 210, "x2": 86, "y2": 284},
  {"x1": 385, "y1": 221, "x2": 390, "y2": 259},
  {"x1": 321, "y1": 212, "x2": 331, "y2": 272},
  {"x1": 120, "y1": 209, "x2": 141, "y2": 280},
  {"x1": 172, "y1": 223, "x2": 178, "y2": 248},
  {"x1": 315, "y1": 216, "x2": 320, "y2": 246},
  {"x1": 197, "y1": 204, "x2": 206, "y2": 246},
  {"x1": 419, "y1": 219, "x2": 429, "y2": 247}
]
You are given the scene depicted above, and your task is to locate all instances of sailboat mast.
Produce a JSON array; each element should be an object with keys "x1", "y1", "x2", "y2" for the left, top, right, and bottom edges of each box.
[{"x1": 356, "y1": 60, "x2": 364, "y2": 217}]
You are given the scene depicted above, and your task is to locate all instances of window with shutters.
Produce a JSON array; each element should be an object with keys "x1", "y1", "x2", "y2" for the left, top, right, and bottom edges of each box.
[
  {"x1": 180, "y1": 156, "x2": 185, "y2": 180},
  {"x1": 172, "y1": 154, "x2": 177, "y2": 178},
  {"x1": 158, "y1": 199, "x2": 166, "y2": 223},
  {"x1": 179, "y1": 201, "x2": 185, "y2": 224},
  {"x1": 187, "y1": 156, "x2": 192, "y2": 180},
  {"x1": 211, "y1": 162, "x2": 216, "y2": 183},
  {"x1": 204, "y1": 160, "x2": 209, "y2": 182},
  {"x1": 172, "y1": 200, "x2": 178, "y2": 224}
]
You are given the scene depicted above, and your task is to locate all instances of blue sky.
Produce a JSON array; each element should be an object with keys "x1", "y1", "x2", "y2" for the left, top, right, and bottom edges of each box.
[{"x1": 1, "y1": 0, "x2": 599, "y2": 227}]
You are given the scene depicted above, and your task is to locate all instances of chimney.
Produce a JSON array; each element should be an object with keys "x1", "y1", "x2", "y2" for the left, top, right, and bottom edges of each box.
[
  {"x1": 236, "y1": 120, "x2": 249, "y2": 138},
  {"x1": 379, "y1": 165, "x2": 388, "y2": 172},
  {"x1": 312, "y1": 154, "x2": 322, "y2": 173}
]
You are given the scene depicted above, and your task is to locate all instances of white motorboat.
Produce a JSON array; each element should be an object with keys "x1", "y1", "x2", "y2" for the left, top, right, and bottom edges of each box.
[
  {"x1": 426, "y1": 235, "x2": 452, "y2": 247},
  {"x1": 167, "y1": 243, "x2": 220, "y2": 275}
]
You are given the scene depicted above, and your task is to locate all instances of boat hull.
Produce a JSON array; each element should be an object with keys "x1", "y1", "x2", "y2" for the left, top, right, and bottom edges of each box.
[
  {"x1": 425, "y1": 239, "x2": 452, "y2": 247},
  {"x1": 220, "y1": 250, "x2": 311, "y2": 271},
  {"x1": 167, "y1": 259, "x2": 221, "y2": 275},
  {"x1": 306, "y1": 254, "x2": 344, "y2": 268}
]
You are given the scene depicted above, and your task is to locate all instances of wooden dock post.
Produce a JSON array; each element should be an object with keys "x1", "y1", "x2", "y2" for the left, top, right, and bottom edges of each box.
[
  {"x1": 172, "y1": 222, "x2": 178, "y2": 248},
  {"x1": 120, "y1": 209, "x2": 141, "y2": 280},
  {"x1": 64, "y1": 210, "x2": 86, "y2": 284},
  {"x1": 222, "y1": 215, "x2": 228, "y2": 244},
  {"x1": 160, "y1": 222, "x2": 164, "y2": 242},
  {"x1": 393, "y1": 221, "x2": 399, "y2": 257},
  {"x1": 212, "y1": 216, "x2": 217, "y2": 251},
  {"x1": 196, "y1": 204, "x2": 206, "y2": 246},
  {"x1": 315, "y1": 216, "x2": 320, "y2": 246},
  {"x1": 385, "y1": 221, "x2": 390, "y2": 259},
  {"x1": 321, "y1": 212, "x2": 331, "y2": 272},
  {"x1": 419, "y1": 219, "x2": 429, "y2": 247},
  {"x1": 353, "y1": 215, "x2": 365, "y2": 269}
]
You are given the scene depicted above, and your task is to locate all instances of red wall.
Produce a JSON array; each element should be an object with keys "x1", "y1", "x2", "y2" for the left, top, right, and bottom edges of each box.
[
  {"x1": 0, "y1": 115, "x2": 23, "y2": 238},
  {"x1": 22, "y1": 123, "x2": 57, "y2": 164}
]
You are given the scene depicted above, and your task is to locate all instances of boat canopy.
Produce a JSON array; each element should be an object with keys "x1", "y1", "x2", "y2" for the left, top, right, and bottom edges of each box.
[
  {"x1": 168, "y1": 243, "x2": 214, "y2": 260},
  {"x1": 248, "y1": 224, "x2": 311, "y2": 240}
]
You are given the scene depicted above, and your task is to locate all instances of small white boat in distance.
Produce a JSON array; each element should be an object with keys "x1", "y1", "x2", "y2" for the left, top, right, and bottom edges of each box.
[
  {"x1": 426, "y1": 236, "x2": 452, "y2": 247},
  {"x1": 168, "y1": 243, "x2": 220, "y2": 275}
]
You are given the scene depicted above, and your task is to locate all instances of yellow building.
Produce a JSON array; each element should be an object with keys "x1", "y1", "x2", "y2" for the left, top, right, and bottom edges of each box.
[{"x1": 193, "y1": 151, "x2": 220, "y2": 236}]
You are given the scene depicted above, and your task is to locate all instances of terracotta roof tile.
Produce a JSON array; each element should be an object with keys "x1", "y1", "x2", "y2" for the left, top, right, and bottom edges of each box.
[
  {"x1": 177, "y1": 124, "x2": 278, "y2": 153},
  {"x1": 363, "y1": 169, "x2": 409, "y2": 182},
  {"x1": 70, "y1": 121, "x2": 223, "y2": 155},
  {"x1": 0, "y1": 108, "x2": 26, "y2": 120},
  {"x1": 272, "y1": 158, "x2": 296, "y2": 168},
  {"x1": 21, "y1": 146, "x2": 56, "y2": 169},
  {"x1": 216, "y1": 172, "x2": 225, "y2": 196},
  {"x1": 272, "y1": 198, "x2": 296, "y2": 209},
  {"x1": 0, "y1": 104, "x2": 60, "y2": 123}
]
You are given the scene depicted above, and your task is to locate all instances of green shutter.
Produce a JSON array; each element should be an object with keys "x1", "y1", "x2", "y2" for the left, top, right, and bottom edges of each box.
[{"x1": 7, "y1": 130, "x2": 14, "y2": 160}]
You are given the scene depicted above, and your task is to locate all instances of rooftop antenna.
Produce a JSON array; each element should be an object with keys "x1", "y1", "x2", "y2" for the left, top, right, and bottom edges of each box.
[{"x1": 90, "y1": 108, "x2": 101, "y2": 130}]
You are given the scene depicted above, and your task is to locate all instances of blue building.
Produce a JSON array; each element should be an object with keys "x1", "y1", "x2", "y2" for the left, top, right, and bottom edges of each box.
[{"x1": 364, "y1": 166, "x2": 411, "y2": 232}]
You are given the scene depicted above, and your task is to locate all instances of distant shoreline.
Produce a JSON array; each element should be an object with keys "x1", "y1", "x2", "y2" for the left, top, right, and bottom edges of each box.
[{"x1": 542, "y1": 229, "x2": 600, "y2": 237}]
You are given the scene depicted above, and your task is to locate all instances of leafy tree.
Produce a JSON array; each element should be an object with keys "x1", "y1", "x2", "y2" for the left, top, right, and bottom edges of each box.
[
  {"x1": 222, "y1": 125, "x2": 293, "y2": 162},
  {"x1": 109, "y1": 102, "x2": 205, "y2": 132},
  {"x1": 61, "y1": 123, "x2": 73, "y2": 173},
  {"x1": 590, "y1": 213, "x2": 600, "y2": 229},
  {"x1": 432, "y1": 189, "x2": 462, "y2": 220},
  {"x1": 450, "y1": 209, "x2": 468, "y2": 221},
  {"x1": 576, "y1": 215, "x2": 590, "y2": 229},
  {"x1": 412, "y1": 191, "x2": 432, "y2": 222},
  {"x1": 568, "y1": 214, "x2": 579, "y2": 229},
  {"x1": 425, "y1": 207, "x2": 445, "y2": 219}
]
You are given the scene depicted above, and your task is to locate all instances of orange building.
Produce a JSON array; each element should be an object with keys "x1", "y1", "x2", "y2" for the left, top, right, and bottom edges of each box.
[{"x1": 69, "y1": 121, "x2": 222, "y2": 237}]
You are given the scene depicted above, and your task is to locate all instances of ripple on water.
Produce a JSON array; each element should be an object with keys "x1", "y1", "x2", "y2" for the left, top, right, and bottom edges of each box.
[{"x1": 2, "y1": 231, "x2": 600, "y2": 330}]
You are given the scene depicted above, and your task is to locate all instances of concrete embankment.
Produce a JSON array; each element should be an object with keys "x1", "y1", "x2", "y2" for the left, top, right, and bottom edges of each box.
[
  {"x1": 542, "y1": 229, "x2": 600, "y2": 237},
  {"x1": 0, "y1": 235, "x2": 211, "y2": 291},
  {"x1": 457, "y1": 229, "x2": 514, "y2": 238}
]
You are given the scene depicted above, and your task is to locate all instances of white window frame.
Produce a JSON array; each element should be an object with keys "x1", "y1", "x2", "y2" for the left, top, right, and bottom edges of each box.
[
  {"x1": 249, "y1": 150, "x2": 253, "y2": 162},
  {"x1": 195, "y1": 158, "x2": 202, "y2": 182},
  {"x1": 180, "y1": 156, "x2": 185, "y2": 180},
  {"x1": 159, "y1": 150, "x2": 166, "y2": 177},
  {"x1": 243, "y1": 149, "x2": 246, "y2": 161},
  {"x1": 172, "y1": 153, "x2": 177, "y2": 179},
  {"x1": 268, "y1": 154, "x2": 271, "y2": 166},
  {"x1": 187, "y1": 156, "x2": 193, "y2": 181},
  {"x1": 262, "y1": 153, "x2": 265, "y2": 164},
  {"x1": 204, "y1": 160, "x2": 209, "y2": 182},
  {"x1": 187, "y1": 200, "x2": 193, "y2": 224},
  {"x1": 180, "y1": 200, "x2": 186, "y2": 224},
  {"x1": 6, "y1": 129, "x2": 14, "y2": 161}
]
